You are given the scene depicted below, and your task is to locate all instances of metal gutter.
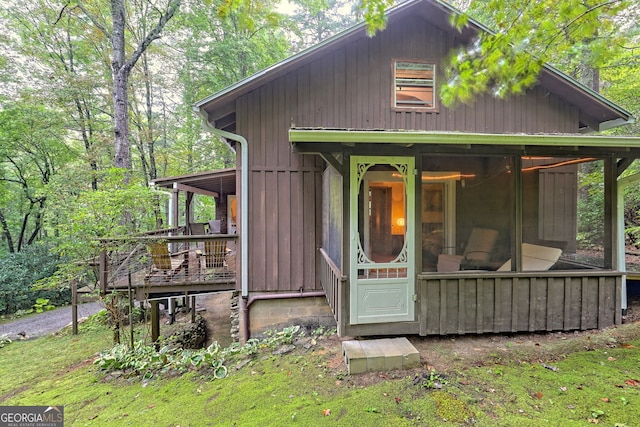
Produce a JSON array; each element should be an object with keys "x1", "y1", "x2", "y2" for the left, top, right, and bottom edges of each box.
[
  {"x1": 289, "y1": 129, "x2": 640, "y2": 148},
  {"x1": 193, "y1": 108, "x2": 249, "y2": 303}
]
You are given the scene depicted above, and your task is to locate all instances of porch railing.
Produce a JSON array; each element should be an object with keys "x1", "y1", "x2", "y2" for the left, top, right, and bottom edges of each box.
[{"x1": 319, "y1": 248, "x2": 347, "y2": 327}]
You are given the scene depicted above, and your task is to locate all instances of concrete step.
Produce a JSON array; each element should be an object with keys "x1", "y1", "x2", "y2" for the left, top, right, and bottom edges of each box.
[{"x1": 342, "y1": 337, "x2": 421, "y2": 374}]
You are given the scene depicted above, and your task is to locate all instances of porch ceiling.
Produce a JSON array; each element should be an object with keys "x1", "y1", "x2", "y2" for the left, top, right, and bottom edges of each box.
[{"x1": 151, "y1": 168, "x2": 236, "y2": 197}]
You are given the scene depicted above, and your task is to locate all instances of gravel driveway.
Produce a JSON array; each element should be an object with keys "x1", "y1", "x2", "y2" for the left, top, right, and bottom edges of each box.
[{"x1": 0, "y1": 302, "x2": 104, "y2": 340}]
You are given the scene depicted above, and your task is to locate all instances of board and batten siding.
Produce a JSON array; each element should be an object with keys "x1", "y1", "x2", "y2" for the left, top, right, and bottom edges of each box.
[
  {"x1": 234, "y1": 15, "x2": 582, "y2": 293},
  {"x1": 283, "y1": 15, "x2": 579, "y2": 133}
]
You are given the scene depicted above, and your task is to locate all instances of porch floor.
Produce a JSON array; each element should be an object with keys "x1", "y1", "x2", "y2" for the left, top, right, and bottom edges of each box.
[{"x1": 342, "y1": 337, "x2": 421, "y2": 374}]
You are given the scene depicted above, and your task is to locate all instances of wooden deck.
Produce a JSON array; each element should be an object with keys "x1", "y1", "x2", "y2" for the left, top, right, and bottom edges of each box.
[
  {"x1": 91, "y1": 233, "x2": 238, "y2": 341},
  {"x1": 99, "y1": 234, "x2": 238, "y2": 299}
]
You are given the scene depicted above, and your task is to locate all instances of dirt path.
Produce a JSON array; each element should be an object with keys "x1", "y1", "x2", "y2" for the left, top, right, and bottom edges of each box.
[{"x1": 0, "y1": 302, "x2": 103, "y2": 340}]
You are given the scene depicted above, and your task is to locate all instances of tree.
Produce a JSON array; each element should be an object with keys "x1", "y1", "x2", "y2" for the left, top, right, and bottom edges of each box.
[
  {"x1": 287, "y1": 0, "x2": 358, "y2": 51},
  {"x1": 441, "y1": 0, "x2": 633, "y2": 105},
  {"x1": 74, "y1": 0, "x2": 181, "y2": 174},
  {"x1": 1, "y1": 0, "x2": 113, "y2": 191},
  {"x1": 0, "y1": 103, "x2": 72, "y2": 253},
  {"x1": 167, "y1": 0, "x2": 290, "y2": 176},
  {"x1": 356, "y1": 0, "x2": 634, "y2": 107}
]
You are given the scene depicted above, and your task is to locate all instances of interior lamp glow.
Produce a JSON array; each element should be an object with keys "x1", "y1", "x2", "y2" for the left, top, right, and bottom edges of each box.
[{"x1": 396, "y1": 218, "x2": 405, "y2": 227}]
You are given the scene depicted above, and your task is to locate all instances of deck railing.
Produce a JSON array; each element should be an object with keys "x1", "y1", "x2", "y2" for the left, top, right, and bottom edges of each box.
[
  {"x1": 99, "y1": 231, "x2": 238, "y2": 300},
  {"x1": 319, "y1": 248, "x2": 347, "y2": 327}
]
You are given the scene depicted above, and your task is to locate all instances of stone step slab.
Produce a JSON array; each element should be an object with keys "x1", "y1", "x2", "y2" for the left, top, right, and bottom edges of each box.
[{"x1": 342, "y1": 337, "x2": 420, "y2": 374}]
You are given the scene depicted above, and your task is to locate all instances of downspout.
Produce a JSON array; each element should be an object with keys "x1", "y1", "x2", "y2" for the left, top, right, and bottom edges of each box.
[
  {"x1": 193, "y1": 108, "x2": 250, "y2": 339},
  {"x1": 194, "y1": 108, "x2": 327, "y2": 339},
  {"x1": 246, "y1": 291, "x2": 326, "y2": 309}
]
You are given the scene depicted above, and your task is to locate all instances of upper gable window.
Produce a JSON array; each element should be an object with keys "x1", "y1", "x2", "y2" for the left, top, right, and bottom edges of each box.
[{"x1": 394, "y1": 61, "x2": 436, "y2": 110}]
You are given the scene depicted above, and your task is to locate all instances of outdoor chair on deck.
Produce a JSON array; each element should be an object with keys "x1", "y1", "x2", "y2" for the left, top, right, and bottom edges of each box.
[
  {"x1": 204, "y1": 240, "x2": 227, "y2": 268},
  {"x1": 189, "y1": 222, "x2": 208, "y2": 236},
  {"x1": 437, "y1": 228, "x2": 499, "y2": 272},
  {"x1": 497, "y1": 243, "x2": 562, "y2": 272},
  {"x1": 146, "y1": 242, "x2": 189, "y2": 281}
]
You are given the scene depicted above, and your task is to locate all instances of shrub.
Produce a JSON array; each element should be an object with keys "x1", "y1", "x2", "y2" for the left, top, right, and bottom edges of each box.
[{"x1": 0, "y1": 243, "x2": 70, "y2": 315}]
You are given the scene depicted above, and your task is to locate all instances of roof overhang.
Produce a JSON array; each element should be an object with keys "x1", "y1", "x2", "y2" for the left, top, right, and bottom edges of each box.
[
  {"x1": 289, "y1": 128, "x2": 640, "y2": 149},
  {"x1": 151, "y1": 168, "x2": 237, "y2": 197}
]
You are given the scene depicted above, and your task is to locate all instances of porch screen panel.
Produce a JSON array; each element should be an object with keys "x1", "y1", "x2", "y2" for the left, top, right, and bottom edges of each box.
[
  {"x1": 421, "y1": 155, "x2": 512, "y2": 273},
  {"x1": 322, "y1": 165, "x2": 343, "y2": 268},
  {"x1": 537, "y1": 165, "x2": 577, "y2": 251}
]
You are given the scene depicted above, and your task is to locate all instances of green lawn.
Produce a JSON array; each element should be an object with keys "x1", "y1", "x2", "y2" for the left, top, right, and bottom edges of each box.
[{"x1": 1, "y1": 319, "x2": 640, "y2": 426}]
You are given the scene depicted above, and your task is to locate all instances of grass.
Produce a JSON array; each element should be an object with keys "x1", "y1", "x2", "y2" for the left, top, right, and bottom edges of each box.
[{"x1": 1, "y1": 319, "x2": 640, "y2": 426}]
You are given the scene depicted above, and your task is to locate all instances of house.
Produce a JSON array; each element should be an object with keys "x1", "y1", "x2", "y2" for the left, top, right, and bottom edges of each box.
[{"x1": 157, "y1": 0, "x2": 640, "y2": 340}]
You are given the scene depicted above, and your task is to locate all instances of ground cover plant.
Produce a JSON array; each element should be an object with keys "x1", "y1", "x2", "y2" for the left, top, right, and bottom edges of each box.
[{"x1": 1, "y1": 313, "x2": 639, "y2": 426}]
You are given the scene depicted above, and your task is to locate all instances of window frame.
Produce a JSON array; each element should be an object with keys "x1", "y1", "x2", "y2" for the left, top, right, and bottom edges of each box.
[{"x1": 392, "y1": 59, "x2": 438, "y2": 112}]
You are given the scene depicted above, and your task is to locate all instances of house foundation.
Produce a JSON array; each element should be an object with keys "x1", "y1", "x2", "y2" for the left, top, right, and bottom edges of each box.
[{"x1": 246, "y1": 295, "x2": 336, "y2": 338}]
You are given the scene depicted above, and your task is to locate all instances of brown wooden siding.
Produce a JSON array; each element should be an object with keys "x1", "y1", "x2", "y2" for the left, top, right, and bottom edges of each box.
[
  {"x1": 235, "y1": 16, "x2": 584, "y2": 293},
  {"x1": 418, "y1": 272, "x2": 621, "y2": 335}
]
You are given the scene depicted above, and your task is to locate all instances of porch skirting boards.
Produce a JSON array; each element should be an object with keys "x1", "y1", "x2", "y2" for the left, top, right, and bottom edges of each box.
[
  {"x1": 330, "y1": 271, "x2": 622, "y2": 337},
  {"x1": 418, "y1": 272, "x2": 622, "y2": 336}
]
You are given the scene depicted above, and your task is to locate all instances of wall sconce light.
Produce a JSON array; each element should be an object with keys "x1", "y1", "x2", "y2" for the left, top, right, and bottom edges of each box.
[{"x1": 396, "y1": 218, "x2": 405, "y2": 227}]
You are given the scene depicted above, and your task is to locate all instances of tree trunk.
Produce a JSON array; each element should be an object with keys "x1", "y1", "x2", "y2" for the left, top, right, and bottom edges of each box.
[
  {"x1": 0, "y1": 210, "x2": 15, "y2": 253},
  {"x1": 113, "y1": 68, "x2": 132, "y2": 171},
  {"x1": 111, "y1": 0, "x2": 131, "y2": 172}
]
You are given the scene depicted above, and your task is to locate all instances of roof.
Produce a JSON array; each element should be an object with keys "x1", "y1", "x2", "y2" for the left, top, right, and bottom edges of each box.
[
  {"x1": 151, "y1": 168, "x2": 237, "y2": 197},
  {"x1": 289, "y1": 129, "x2": 640, "y2": 148},
  {"x1": 194, "y1": 0, "x2": 633, "y2": 133}
]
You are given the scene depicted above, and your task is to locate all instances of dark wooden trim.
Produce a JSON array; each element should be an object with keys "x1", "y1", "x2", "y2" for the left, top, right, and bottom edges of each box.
[
  {"x1": 151, "y1": 300, "x2": 160, "y2": 343},
  {"x1": 617, "y1": 158, "x2": 634, "y2": 177},
  {"x1": 514, "y1": 155, "x2": 523, "y2": 272},
  {"x1": 615, "y1": 275, "x2": 623, "y2": 324},
  {"x1": 320, "y1": 153, "x2": 344, "y2": 175},
  {"x1": 604, "y1": 158, "x2": 616, "y2": 269},
  {"x1": 439, "y1": 279, "x2": 447, "y2": 334},
  {"x1": 563, "y1": 276, "x2": 571, "y2": 330},
  {"x1": 343, "y1": 321, "x2": 421, "y2": 337}
]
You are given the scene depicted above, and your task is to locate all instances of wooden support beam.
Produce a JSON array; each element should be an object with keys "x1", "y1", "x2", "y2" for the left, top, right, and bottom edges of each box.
[
  {"x1": 513, "y1": 156, "x2": 523, "y2": 272},
  {"x1": 617, "y1": 158, "x2": 634, "y2": 177},
  {"x1": 151, "y1": 300, "x2": 160, "y2": 344},
  {"x1": 604, "y1": 158, "x2": 617, "y2": 269},
  {"x1": 320, "y1": 153, "x2": 344, "y2": 175},
  {"x1": 72, "y1": 280, "x2": 78, "y2": 335},
  {"x1": 176, "y1": 183, "x2": 219, "y2": 198}
]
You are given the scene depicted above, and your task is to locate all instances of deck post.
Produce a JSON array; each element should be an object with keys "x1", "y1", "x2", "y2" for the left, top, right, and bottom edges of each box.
[
  {"x1": 151, "y1": 300, "x2": 160, "y2": 344},
  {"x1": 99, "y1": 250, "x2": 108, "y2": 294},
  {"x1": 72, "y1": 280, "x2": 78, "y2": 335}
]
